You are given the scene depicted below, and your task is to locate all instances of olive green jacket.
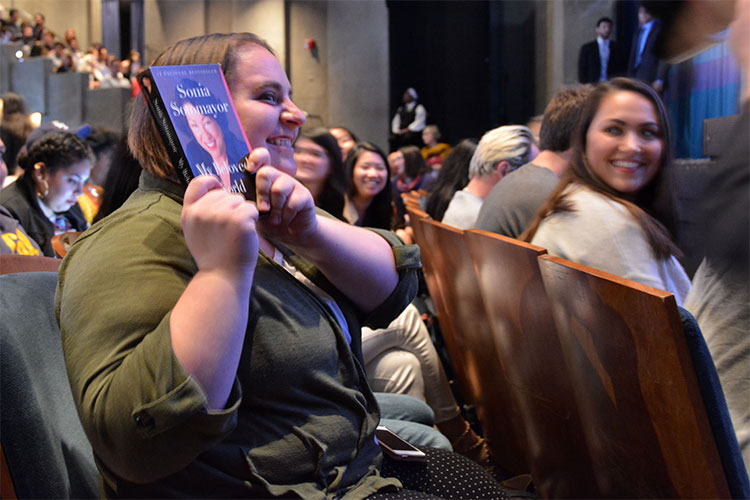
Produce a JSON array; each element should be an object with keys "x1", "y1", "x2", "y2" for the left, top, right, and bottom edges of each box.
[{"x1": 56, "y1": 171, "x2": 420, "y2": 499}]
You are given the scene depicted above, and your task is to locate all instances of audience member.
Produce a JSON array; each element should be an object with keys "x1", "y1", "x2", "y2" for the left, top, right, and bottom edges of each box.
[
  {"x1": 68, "y1": 37, "x2": 83, "y2": 69},
  {"x1": 18, "y1": 23, "x2": 35, "y2": 49},
  {"x1": 628, "y1": 4, "x2": 668, "y2": 93},
  {"x1": 64, "y1": 28, "x2": 77, "y2": 47},
  {"x1": 390, "y1": 87, "x2": 427, "y2": 151},
  {"x1": 392, "y1": 145, "x2": 435, "y2": 223},
  {"x1": 424, "y1": 139, "x2": 477, "y2": 221},
  {"x1": 126, "y1": 49, "x2": 142, "y2": 79},
  {"x1": 296, "y1": 130, "x2": 492, "y2": 465},
  {"x1": 0, "y1": 129, "x2": 92, "y2": 256},
  {"x1": 442, "y1": 125, "x2": 534, "y2": 229},
  {"x1": 0, "y1": 135, "x2": 41, "y2": 255},
  {"x1": 3, "y1": 9, "x2": 21, "y2": 40},
  {"x1": 420, "y1": 124, "x2": 451, "y2": 170},
  {"x1": 526, "y1": 115, "x2": 543, "y2": 143},
  {"x1": 47, "y1": 41, "x2": 66, "y2": 71},
  {"x1": 579, "y1": 16, "x2": 625, "y2": 84},
  {"x1": 475, "y1": 85, "x2": 593, "y2": 237},
  {"x1": 293, "y1": 128, "x2": 347, "y2": 220},
  {"x1": 387, "y1": 149, "x2": 405, "y2": 181},
  {"x1": 343, "y1": 141, "x2": 395, "y2": 230},
  {"x1": 0, "y1": 91, "x2": 35, "y2": 181},
  {"x1": 328, "y1": 126, "x2": 357, "y2": 161},
  {"x1": 522, "y1": 77, "x2": 690, "y2": 304},
  {"x1": 93, "y1": 135, "x2": 142, "y2": 223},
  {"x1": 32, "y1": 12, "x2": 45, "y2": 40},
  {"x1": 56, "y1": 32, "x2": 507, "y2": 499},
  {"x1": 647, "y1": 0, "x2": 750, "y2": 473}
]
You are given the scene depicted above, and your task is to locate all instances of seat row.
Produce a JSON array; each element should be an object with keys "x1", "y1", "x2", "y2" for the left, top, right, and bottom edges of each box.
[{"x1": 403, "y1": 196, "x2": 749, "y2": 499}]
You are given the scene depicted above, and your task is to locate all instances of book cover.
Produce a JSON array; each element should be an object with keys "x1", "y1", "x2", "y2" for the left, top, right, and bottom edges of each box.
[{"x1": 137, "y1": 64, "x2": 252, "y2": 195}]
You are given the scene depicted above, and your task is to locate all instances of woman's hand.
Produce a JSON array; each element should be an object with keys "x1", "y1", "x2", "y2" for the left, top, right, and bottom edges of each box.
[
  {"x1": 173, "y1": 175, "x2": 260, "y2": 410},
  {"x1": 182, "y1": 175, "x2": 259, "y2": 277},
  {"x1": 247, "y1": 148, "x2": 318, "y2": 246}
]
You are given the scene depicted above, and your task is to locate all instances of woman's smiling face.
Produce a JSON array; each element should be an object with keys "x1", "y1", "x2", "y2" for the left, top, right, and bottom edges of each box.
[
  {"x1": 229, "y1": 45, "x2": 306, "y2": 176},
  {"x1": 352, "y1": 151, "x2": 388, "y2": 201},
  {"x1": 585, "y1": 90, "x2": 663, "y2": 194}
]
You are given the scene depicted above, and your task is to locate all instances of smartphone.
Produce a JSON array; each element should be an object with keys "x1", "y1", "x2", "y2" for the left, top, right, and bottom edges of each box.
[{"x1": 375, "y1": 425, "x2": 427, "y2": 462}]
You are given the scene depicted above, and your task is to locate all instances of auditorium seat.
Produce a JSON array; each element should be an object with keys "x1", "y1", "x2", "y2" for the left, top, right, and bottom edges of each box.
[
  {"x1": 464, "y1": 229, "x2": 596, "y2": 498},
  {"x1": 0, "y1": 272, "x2": 99, "y2": 498},
  {"x1": 538, "y1": 254, "x2": 741, "y2": 498},
  {"x1": 419, "y1": 218, "x2": 529, "y2": 477}
]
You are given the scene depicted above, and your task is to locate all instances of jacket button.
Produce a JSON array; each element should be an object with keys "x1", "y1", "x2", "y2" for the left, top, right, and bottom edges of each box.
[{"x1": 134, "y1": 411, "x2": 155, "y2": 429}]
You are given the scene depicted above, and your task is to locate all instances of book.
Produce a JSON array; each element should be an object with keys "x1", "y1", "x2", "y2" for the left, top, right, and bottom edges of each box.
[{"x1": 137, "y1": 64, "x2": 253, "y2": 196}]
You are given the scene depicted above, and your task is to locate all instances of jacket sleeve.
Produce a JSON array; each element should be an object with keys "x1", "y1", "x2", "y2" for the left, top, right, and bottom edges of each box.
[
  {"x1": 56, "y1": 194, "x2": 241, "y2": 484},
  {"x1": 357, "y1": 227, "x2": 421, "y2": 329}
]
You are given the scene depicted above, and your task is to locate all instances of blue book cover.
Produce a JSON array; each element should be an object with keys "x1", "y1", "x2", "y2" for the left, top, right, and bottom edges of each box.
[{"x1": 138, "y1": 64, "x2": 251, "y2": 195}]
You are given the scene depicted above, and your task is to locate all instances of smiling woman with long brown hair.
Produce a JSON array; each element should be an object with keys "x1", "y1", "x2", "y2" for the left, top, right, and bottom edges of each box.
[{"x1": 522, "y1": 77, "x2": 690, "y2": 303}]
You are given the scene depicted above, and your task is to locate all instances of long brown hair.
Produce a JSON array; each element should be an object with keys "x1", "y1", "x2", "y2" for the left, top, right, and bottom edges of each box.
[
  {"x1": 128, "y1": 33, "x2": 273, "y2": 182},
  {"x1": 522, "y1": 77, "x2": 681, "y2": 260}
]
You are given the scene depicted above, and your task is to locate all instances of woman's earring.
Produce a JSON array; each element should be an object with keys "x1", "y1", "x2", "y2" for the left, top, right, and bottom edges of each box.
[
  {"x1": 34, "y1": 163, "x2": 49, "y2": 198},
  {"x1": 36, "y1": 179, "x2": 49, "y2": 198}
]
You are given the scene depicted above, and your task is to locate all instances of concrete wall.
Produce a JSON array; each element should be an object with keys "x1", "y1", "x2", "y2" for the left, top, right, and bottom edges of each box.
[
  {"x1": 143, "y1": 0, "x2": 286, "y2": 66},
  {"x1": 327, "y1": 0, "x2": 389, "y2": 150},
  {"x1": 287, "y1": 0, "x2": 388, "y2": 150},
  {"x1": 288, "y1": 0, "x2": 328, "y2": 129}
]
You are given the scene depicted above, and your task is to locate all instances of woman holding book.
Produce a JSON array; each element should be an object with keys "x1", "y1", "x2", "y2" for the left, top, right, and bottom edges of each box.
[
  {"x1": 175, "y1": 78, "x2": 247, "y2": 191},
  {"x1": 521, "y1": 77, "x2": 690, "y2": 303},
  {"x1": 57, "y1": 32, "x2": 506, "y2": 499}
]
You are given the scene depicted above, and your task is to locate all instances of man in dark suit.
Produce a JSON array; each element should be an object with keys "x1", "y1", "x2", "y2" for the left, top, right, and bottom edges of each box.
[
  {"x1": 628, "y1": 4, "x2": 668, "y2": 92},
  {"x1": 578, "y1": 17, "x2": 624, "y2": 84}
]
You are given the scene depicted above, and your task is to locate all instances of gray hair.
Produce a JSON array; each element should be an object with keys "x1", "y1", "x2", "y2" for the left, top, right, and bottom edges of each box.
[{"x1": 468, "y1": 125, "x2": 534, "y2": 179}]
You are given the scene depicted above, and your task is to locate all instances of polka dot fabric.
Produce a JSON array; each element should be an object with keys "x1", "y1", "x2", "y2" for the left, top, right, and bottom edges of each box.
[{"x1": 370, "y1": 447, "x2": 510, "y2": 499}]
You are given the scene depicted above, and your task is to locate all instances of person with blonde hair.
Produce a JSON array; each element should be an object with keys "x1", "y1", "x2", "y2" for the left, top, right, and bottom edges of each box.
[
  {"x1": 420, "y1": 124, "x2": 451, "y2": 170},
  {"x1": 442, "y1": 125, "x2": 534, "y2": 229}
]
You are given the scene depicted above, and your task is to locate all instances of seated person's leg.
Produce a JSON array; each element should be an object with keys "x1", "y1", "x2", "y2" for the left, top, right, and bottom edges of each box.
[
  {"x1": 375, "y1": 392, "x2": 434, "y2": 425},
  {"x1": 379, "y1": 419, "x2": 452, "y2": 451},
  {"x1": 371, "y1": 447, "x2": 508, "y2": 499},
  {"x1": 366, "y1": 348, "x2": 425, "y2": 400}
]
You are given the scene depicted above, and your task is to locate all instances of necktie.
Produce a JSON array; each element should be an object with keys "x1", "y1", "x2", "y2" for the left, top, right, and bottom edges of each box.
[{"x1": 635, "y1": 27, "x2": 647, "y2": 68}]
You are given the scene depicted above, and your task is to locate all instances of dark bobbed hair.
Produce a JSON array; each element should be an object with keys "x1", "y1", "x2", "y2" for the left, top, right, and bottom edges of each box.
[
  {"x1": 539, "y1": 84, "x2": 594, "y2": 152},
  {"x1": 1, "y1": 92, "x2": 29, "y2": 117},
  {"x1": 94, "y1": 136, "x2": 143, "y2": 222},
  {"x1": 345, "y1": 141, "x2": 394, "y2": 230},
  {"x1": 523, "y1": 77, "x2": 680, "y2": 260},
  {"x1": 299, "y1": 127, "x2": 347, "y2": 220},
  {"x1": 129, "y1": 33, "x2": 274, "y2": 182},
  {"x1": 398, "y1": 145, "x2": 430, "y2": 179},
  {"x1": 17, "y1": 130, "x2": 94, "y2": 177},
  {"x1": 329, "y1": 126, "x2": 358, "y2": 143},
  {"x1": 424, "y1": 139, "x2": 477, "y2": 221}
]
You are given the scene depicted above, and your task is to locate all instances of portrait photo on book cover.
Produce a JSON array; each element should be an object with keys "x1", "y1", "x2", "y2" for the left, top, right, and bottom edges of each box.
[{"x1": 165, "y1": 73, "x2": 250, "y2": 194}]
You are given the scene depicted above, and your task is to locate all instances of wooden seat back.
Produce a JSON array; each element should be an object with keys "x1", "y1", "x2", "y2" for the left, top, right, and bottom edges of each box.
[
  {"x1": 404, "y1": 207, "x2": 470, "y2": 402},
  {"x1": 464, "y1": 229, "x2": 595, "y2": 498},
  {"x1": 420, "y1": 219, "x2": 528, "y2": 476},
  {"x1": 0, "y1": 254, "x2": 61, "y2": 275},
  {"x1": 401, "y1": 191, "x2": 423, "y2": 210},
  {"x1": 538, "y1": 254, "x2": 730, "y2": 498}
]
